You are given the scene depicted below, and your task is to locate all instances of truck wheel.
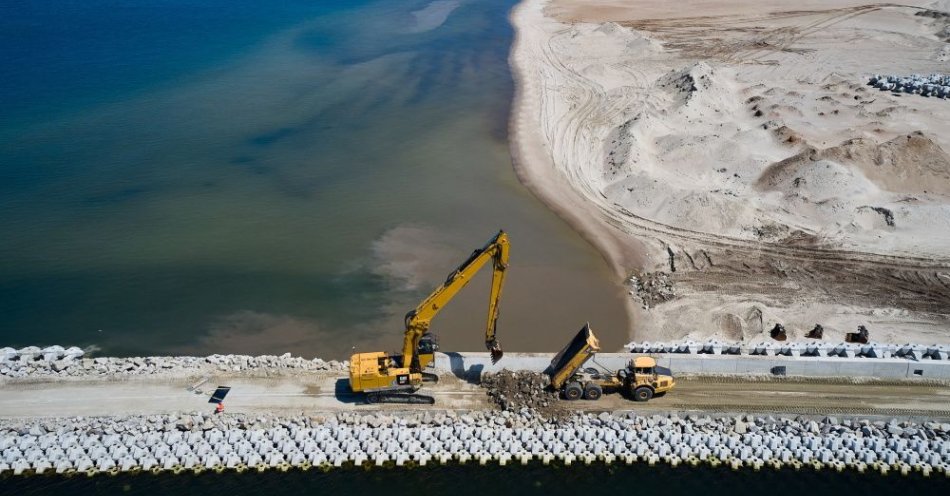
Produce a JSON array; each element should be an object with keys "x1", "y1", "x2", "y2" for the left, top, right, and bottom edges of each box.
[
  {"x1": 564, "y1": 382, "x2": 583, "y2": 401},
  {"x1": 583, "y1": 384, "x2": 603, "y2": 401},
  {"x1": 633, "y1": 386, "x2": 653, "y2": 402}
]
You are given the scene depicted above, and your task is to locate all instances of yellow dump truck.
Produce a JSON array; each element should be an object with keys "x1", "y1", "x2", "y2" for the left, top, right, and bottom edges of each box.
[{"x1": 547, "y1": 323, "x2": 675, "y2": 402}]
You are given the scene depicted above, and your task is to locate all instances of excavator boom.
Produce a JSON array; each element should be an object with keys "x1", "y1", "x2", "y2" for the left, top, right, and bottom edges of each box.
[
  {"x1": 402, "y1": 230, "x2": 509, "y2": 367},
  {"x1": 349, "y1": 230, "x2": 510, "y2": 403}
]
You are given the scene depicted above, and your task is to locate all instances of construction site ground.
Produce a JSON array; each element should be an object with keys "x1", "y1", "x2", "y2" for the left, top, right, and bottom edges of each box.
[{"x1": 2, "y1": 373, "x2": 949, "y2": 421}]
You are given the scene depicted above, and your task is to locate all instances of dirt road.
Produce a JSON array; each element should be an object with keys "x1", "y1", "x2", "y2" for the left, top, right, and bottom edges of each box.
[{"x1": 2, "y1": 373, "x2": 948, "y2": 420}]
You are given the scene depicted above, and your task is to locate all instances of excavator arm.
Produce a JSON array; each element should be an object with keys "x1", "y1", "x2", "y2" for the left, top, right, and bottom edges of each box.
[{"x1": 401, "y1": 230, "x2": 510, "y2": 369}]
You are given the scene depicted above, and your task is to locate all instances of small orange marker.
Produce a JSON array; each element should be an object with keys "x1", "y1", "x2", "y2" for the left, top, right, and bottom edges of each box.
[{"x1": 215, "y1": 402, "x2": 225, "y2": 414}]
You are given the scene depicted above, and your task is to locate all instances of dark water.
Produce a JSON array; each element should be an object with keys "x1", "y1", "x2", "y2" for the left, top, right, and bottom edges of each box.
[
  {"x1": 0, "y1": 0, "x2": 629, "y2": 358},
  {"x1": 1, "y1": 463, "x2": 946, "y2": 495}
]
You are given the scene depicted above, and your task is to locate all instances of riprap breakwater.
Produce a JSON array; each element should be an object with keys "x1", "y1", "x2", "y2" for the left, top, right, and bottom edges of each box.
[{"x1": 2, "y1": 411, "x2": 948, "y2": 478}]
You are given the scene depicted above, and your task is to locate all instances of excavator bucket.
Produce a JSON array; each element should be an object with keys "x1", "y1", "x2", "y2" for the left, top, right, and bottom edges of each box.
[
  {"x1": 805, "y1": 324, "x2": 824, "y2": 340},
  {"x1": 491, "y1": 347, "x2": 503, "y2": 364},
  {"x1": 488, "y1": 340, "x2": 503, "y2": 364},
  {"x1": 846, "y1": 325, "x2": 869, "y2": 344},
  {"x1": 769, "y1": 323, "x2": 787, "y2": 341}
]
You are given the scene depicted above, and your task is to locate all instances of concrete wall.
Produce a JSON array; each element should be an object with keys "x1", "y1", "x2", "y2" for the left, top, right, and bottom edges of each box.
[{"x1": 434, "y1": 352, "x2": 950, "y2": 380}]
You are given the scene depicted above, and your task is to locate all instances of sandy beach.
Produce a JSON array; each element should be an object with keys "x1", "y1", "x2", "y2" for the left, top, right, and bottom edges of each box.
[{"x1": 509, "y1": 0, "x2": 950, "y2": 345}]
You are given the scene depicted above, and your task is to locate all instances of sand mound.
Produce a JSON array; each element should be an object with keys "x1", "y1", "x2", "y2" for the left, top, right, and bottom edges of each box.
[
  {"x1": 757, "y1": 132, "x2": 950, "y2": 198},
  {"x1": 592, "y1": 22, "x2": 661, "y2": 51},
  {"x1": 755, "y1": 148, "x2": 880, "y2": 201},
  {"x1": 826, "y1": 133, "x2": 950, "y2": 195},
  {"x1": 658, "y1": 62, "x2": 728, "y2": 108}
]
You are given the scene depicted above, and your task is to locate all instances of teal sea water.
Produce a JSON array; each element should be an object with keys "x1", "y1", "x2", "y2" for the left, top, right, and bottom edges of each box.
[{"x1": 0, "y1": 0, "x2": 629, "y2": 358}]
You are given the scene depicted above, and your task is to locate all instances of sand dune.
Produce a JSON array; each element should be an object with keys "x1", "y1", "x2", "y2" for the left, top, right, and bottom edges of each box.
[{"x1": 509, "y1": 0, "x2": 950, "y2": 346}]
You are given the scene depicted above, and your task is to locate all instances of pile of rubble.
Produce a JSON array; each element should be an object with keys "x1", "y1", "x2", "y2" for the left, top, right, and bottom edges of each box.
[
  {"x1": 480, "y1": 370, "x2": 564, "y2": 420},
  {"x1": 0, "y1": 346, "x2": 347, "y2": 379},
  {"x1": 628, "y1": 272, "x2": 676, "y2": 309}
]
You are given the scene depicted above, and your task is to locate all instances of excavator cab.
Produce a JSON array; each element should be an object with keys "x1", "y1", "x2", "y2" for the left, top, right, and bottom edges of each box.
[{"x1": 418, "y1": 333, "x2": 439, "y2": 354}]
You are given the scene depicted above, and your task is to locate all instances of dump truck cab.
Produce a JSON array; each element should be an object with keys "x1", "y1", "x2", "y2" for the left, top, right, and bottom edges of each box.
[{"x1": 619, "y1": 356, "x2": 675, "y2": 401}]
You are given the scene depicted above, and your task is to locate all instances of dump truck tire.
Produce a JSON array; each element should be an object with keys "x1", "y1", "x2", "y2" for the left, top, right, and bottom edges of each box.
[
  {"x1": 633, "y1": 386, "x2": 653, "y2": 402},
  {"x1": 583, "y1": 384, "x2": 603, "y2": 401},
  {"x1": 564, "y1": 382, "x2": 583, "y2": 401}
]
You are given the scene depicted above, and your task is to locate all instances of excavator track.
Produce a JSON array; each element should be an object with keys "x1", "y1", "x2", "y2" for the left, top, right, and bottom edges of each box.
[{"x1": 365, "y1": 392, "x2": 436, "y2": 405}]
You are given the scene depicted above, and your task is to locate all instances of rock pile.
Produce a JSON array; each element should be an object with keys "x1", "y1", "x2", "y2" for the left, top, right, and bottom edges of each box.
[
  {"x1": 480, "y1": 370, "x2": 563, "y2": 419},
  {"x1": 1, "y1": 411, "x2": 948, "y2": 477},
  {"x1": 0, "y1": 346, "x2": 347, "y2": 379},
  {"x1": 628, "y1": 272, "x2": 675, "y2": 309},
  {"x1": 868, "y1": 74, "x2": 950, "y2": 98}
]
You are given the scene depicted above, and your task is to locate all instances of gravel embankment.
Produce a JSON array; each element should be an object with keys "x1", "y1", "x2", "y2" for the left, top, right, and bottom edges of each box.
[{"x1": 0, "y1": 346, "x2": 347, "y2": 379}]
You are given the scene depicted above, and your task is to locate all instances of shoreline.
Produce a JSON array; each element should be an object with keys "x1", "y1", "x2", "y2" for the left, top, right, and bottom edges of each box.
[{"x1": 506, "y1": 0, "x2": 645, "y2": 341}]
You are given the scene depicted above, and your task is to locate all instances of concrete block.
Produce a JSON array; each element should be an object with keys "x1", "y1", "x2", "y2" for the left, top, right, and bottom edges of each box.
[{"x1": 701, "y1": 358, "x2": 738, "y2": 374}]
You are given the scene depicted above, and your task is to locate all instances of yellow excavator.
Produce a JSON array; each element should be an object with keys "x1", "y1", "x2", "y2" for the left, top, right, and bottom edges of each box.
[{"x1": 348, "y1": 230, "x2": 510, "y2": 404}]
